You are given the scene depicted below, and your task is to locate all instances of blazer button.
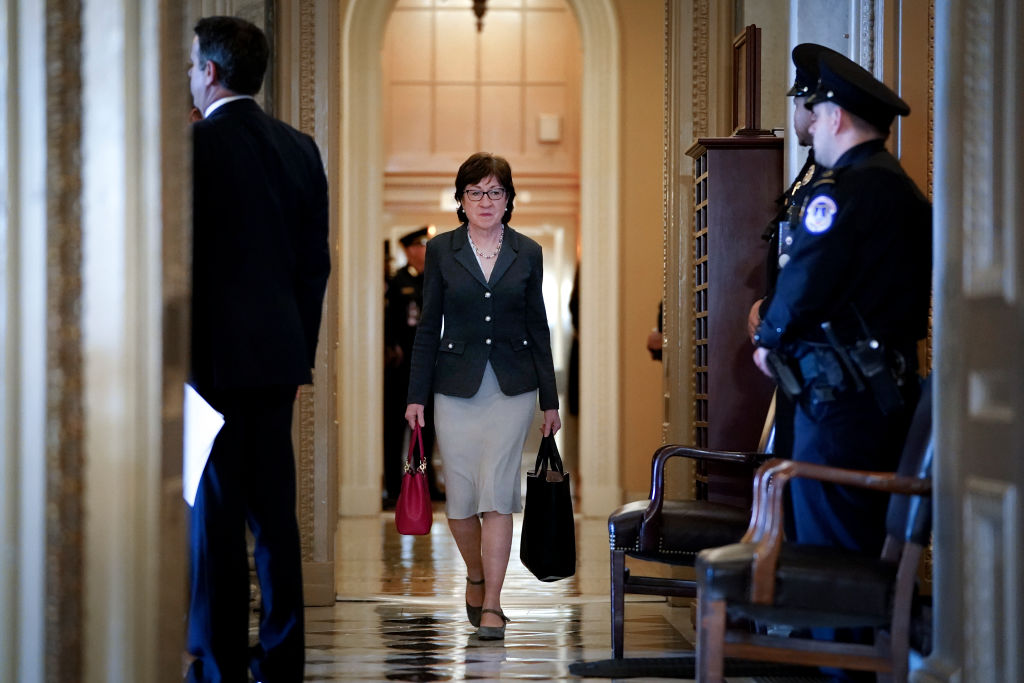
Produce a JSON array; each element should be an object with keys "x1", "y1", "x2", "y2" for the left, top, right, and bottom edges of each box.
[
  {"x1": 484, "y1": 292, "x2": 491, "y2": 298},
  {"x1": 484, "y1": 315, "x2": 491, "y2": 322},
  {"x1": 448, "y1": 343, "x2": 453, "y2": 349},
  {"x1": 485, "y1": 338, "x2": 492, "y2": 345}
]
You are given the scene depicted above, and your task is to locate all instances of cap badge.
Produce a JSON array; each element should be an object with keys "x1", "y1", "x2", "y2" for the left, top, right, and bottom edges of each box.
[{"x1": 804, "y1": 195, "x2": 838, "y2": 233}]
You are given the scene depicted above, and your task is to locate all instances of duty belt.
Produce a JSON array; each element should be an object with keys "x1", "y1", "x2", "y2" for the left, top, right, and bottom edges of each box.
[
  {"x1": 790, "y1": 339, "x2": 914, "y2": 413},
  {"x1": 795, "y1": 345, "x2": 849, "y2": 404}
]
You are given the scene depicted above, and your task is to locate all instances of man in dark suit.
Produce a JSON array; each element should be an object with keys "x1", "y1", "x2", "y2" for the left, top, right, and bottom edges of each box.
[{"x1": 187, "y1": 16, "x2": 330, "y2": 683}]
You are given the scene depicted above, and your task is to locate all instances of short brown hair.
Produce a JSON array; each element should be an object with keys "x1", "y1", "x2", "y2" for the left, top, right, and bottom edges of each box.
[
  {"x1": 453, "y1": 152, "x2": 516, "y2": 224},
  {"x1": 194, "y1": 16, "x2": 269, "y2": 96}
]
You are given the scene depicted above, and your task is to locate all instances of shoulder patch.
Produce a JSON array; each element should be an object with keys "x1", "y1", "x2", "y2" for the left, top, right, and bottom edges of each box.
[{"x1": 804, "y1": 195, "x2": 838, "y2": 234}]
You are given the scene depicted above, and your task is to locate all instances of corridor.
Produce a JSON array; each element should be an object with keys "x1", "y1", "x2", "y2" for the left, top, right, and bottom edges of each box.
[{"x1": 303, "y1": 511, "x2": 696, "y2": 682}]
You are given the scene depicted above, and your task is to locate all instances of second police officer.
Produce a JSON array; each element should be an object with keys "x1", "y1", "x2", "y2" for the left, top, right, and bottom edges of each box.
[{"x1": 750, "y1": 42, "x2": 841, "y2": 462}]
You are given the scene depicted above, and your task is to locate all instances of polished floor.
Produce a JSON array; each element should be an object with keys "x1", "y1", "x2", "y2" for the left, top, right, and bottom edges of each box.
[
  {"x1": 272, "y1": 418, "x2": 824, "y2": 682},
  {"x1": 309, "y1": 511, "x2": 692, "y2": 682},
  {"x1": 295, "y1": 508, "x2": 803, "y2": 682}
]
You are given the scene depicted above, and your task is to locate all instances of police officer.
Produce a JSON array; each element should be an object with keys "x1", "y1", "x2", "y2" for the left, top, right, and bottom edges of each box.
[
  {"x1": 749, "y1": 43, "x2": 841, "y2": 461},
  {"x1": 751, "y1": 52, "x2": 931, "y2": 680},
  {"x1": 752, "y1": 52, "x2": 931, "y2": 550},
  {"x1": 384, "y1": 226, "x2": 444, "y2": 506}
]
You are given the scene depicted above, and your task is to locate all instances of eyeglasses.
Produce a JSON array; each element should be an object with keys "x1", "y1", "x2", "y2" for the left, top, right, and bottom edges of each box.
[{"x1": 463, "y1": 188, "x2": 507, "y2": 202}]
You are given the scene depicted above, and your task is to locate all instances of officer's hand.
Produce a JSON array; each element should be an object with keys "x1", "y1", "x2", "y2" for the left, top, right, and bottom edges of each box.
[
  {"x1": 405, "y1": 404, "x2": 425, "y2": 429},
  {"x1": 646, "y1": 329, "x2": 663, "y2": 360},
  {"x1": 752, "y1": 347, "x2": 773, "y2": 378},
  {"x1": 747, "y1": 299, "x2": 763, "y2": 343},
  {"x1": 540, "y1": 409, "x2": 561, "y2": 437}
]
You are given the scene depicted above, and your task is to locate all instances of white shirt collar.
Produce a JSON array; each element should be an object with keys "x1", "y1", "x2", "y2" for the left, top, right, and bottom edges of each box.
[{"x1": 204, "y1": 94, "x2": 255, "y2": 119}]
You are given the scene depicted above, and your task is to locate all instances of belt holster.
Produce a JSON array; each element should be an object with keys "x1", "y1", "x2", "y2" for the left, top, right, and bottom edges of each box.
[{"x1": 765, "y1": 350, "x2": 802, "y2": 400}]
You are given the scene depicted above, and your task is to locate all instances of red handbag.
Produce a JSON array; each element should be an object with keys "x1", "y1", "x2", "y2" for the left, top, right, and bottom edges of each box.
[{"x1": 395, "y1": 423, "x2": 433, "y2": 535}]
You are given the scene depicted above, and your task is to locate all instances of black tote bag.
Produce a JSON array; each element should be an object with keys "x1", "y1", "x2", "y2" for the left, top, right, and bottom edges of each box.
[{"x1": 519, "y1": 434, "x2": 576, "y2": 581}]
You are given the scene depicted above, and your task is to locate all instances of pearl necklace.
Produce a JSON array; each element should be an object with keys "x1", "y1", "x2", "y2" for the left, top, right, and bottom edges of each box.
[{"x1": 468, "y1": 225, "x2": 504, "y2": 260}]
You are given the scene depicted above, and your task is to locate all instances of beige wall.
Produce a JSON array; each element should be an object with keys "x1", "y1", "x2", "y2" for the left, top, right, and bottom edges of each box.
[
  {"x1": 614, "y1": 0, "x2": 666, "y2": 498},
  {"x1": 893, "y1": 0, "x2": 932, "y2": 195},
  {"x1": 380, "y1": 0, "x2": 582, "y2": 252},
  {"x1": 382, "y1": 0, "x2": 581, "y2": 175}
]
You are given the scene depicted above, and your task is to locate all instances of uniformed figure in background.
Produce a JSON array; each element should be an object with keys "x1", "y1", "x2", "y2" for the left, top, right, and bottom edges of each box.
[
  {"x1": 384, "y1": 226, "x2": 444, "y2": 507},
  {"x1": 751, "y1": 51, "x2": 931, "y2": 678},
  {"x1": 749, "y1": 43, "x2": 841, "y2": 461}
]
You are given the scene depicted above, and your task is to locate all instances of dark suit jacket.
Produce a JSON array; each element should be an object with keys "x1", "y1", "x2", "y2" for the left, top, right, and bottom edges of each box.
[
  {"x1": 406, "y1": 224, "x2": 559, "y2": 411},
  {"x1": 191, "y1": 98, "x2": 330, "y2": 394}
]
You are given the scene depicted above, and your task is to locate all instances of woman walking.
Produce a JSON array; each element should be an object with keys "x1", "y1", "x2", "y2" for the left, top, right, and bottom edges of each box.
[{"x1": 405, "y1": 152, "x2": 561, "y2": 640}]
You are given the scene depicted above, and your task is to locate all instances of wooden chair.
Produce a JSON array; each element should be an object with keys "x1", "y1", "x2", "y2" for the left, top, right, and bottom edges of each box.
[
  {"x1": 606, "y1": 445, "x2": 773, "y2": 658},
  {"x1": 695, "y1": 379, "x2": 933, "y2": 682}
]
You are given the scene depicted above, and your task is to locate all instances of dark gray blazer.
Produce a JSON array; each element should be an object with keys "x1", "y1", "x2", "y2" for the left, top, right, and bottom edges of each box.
[{"x1": 406, "y1": 224, "x2": 559, "y2": 411}]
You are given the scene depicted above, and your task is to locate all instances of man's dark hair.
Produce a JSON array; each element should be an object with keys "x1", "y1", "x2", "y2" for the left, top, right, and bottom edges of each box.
[
  {"x1": 454, "y1": 152, "x2": 517, "y2": 225},
  {"x1": 194, "y1": 16, "x2": 269, "y2": 96}
]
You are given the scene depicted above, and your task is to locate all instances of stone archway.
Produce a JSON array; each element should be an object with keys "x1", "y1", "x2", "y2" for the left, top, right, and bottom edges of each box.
[{"x1": 335, "y1": 0, "x2": 622, "y2": 521}]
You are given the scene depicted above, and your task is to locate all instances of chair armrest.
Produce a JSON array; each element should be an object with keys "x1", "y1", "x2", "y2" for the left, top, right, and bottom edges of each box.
[
  {"x1": 740, "y1": 458, "x2": 791, "y2": 544},
  {"x1": 747, "y1": 460, "x2": 932, "y2": 604},
  {"x1": 639, "y1": 445, "x2": 767, "y2": 552}
]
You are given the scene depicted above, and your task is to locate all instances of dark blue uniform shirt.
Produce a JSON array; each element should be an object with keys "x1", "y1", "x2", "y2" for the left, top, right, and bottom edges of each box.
[{"x1": 755, "y1": 139, "x2": 931, "y2": 355}]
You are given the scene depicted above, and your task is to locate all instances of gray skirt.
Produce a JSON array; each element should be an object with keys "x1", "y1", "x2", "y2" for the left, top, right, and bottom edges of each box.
[{"x1": 433, "y1": 361, "x2": 537, "y2": 519}]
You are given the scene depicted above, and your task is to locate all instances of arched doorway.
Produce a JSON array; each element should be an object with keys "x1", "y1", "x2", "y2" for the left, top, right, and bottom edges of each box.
[{"x1": 335, "y1": 0, "x2": 622, "y2": 522}]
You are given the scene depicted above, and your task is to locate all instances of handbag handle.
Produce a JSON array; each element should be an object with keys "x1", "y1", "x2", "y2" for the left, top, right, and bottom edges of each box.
[
  {"x1": 405, "y1": 423, "x2": 427, "y2": 474},
  {"x1": 532, "y1": 434, "x2": 565, "y2": 477}
]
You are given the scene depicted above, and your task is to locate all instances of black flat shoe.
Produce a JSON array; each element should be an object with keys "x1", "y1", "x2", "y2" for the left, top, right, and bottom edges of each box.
[
  {"x1": 475, "y1": 608, "x2": 510, "y2": 640},
  {"x1": 466, "y1": 576, "x2": 485, "y2": 627}
]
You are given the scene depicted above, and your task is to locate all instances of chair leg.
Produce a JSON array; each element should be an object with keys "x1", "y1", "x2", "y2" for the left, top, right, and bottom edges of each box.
[
  {"x1": 610, "y1": 549, "x2": 626, "y2": 658},
  {"x1": 697, "y1": 592, "x2": 726, "y2": 683}
]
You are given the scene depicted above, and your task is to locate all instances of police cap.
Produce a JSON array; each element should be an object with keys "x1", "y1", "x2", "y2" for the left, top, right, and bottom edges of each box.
[
  {"x1": 399, "y1": 226, "x2": 430, "y2": 248},
  {"x1": 786, "y1": 43, "x2": 841, "y2": 97},
  {"x1": 805, "y1": 51, "x2": 910, "y2": 133}
]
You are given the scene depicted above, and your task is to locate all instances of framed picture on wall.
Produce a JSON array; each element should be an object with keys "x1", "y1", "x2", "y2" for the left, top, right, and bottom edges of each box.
[{"x1": 731, "y1": 24, "x2": 770, "y2": 136}]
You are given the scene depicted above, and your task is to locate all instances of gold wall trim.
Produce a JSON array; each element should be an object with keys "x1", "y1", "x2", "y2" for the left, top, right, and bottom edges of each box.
[
  {"x1": 928, "y1": 0, "x2": 935, "y2": 199},
  {"x1": 692, "y1": 0, "x2": 709, "y2": 139},
  {"x1": 660, "y1": 0, "x2": 671, "y2": 404},
  {"x1": 298, "y1": 0, "x2": 315, "y2": 136},
  {"x1": 860, "y1": 0, "x2": 876, "y2": 73},
  {"x1": 298, "y1": 388, "x2": 316, "y2": 562},
  {"x1": 45, "y1": 0, "x2": 84, "y2": 680},
  {"x1": 291, "y1": 0, "x2": 318, "y2": 568}
]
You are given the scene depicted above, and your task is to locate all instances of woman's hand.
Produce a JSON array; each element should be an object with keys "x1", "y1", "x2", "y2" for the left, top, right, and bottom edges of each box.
[
  {"x1": 540, "y1": 409, "x2": 561, "y2": 437},
  {"x1": 405, "y1": 403, "x2": 425, "y2": 430}
]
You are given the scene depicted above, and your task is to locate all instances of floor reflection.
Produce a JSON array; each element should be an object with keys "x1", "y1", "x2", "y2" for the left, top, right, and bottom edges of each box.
[{"x1": 305, "y1": 512, "x2": 700, "y2": 682}]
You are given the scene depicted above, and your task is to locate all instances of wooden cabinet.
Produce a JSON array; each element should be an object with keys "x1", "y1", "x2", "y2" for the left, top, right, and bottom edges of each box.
[{"x1": 686, "y1": 135, "x2": 782, "y2": 505}]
